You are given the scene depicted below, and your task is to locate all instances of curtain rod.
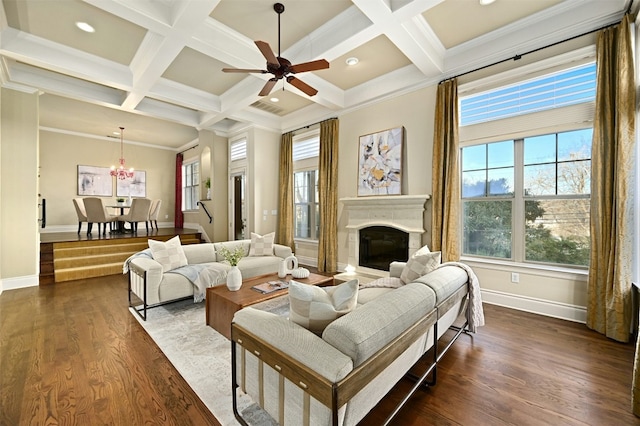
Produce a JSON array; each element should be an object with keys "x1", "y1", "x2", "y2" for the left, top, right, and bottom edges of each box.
[
  {"x1": 289, "y1": 117, "x2": 338, "y2": 135},
  {"x1": 178, "y1": 144, "x2": 198, "y2": 155},
  {"x1": 439, "y1": 15, "x2": 627, "y2": 84}
]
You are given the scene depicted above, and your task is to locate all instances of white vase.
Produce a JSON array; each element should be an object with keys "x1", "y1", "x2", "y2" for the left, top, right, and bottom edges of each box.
[{"x1": 226, "y1": 266, "x2": 242, "y2": 291}]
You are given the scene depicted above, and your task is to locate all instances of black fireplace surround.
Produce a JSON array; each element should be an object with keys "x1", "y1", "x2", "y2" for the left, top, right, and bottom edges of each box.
[{"x1": 358, "y1": 226, "x2": 409, "y2": 271}]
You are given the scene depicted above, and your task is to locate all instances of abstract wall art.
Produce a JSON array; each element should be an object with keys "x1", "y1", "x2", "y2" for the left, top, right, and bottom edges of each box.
[{"x1": 357, "y1": 126, "x2": 404, "y2": 196}]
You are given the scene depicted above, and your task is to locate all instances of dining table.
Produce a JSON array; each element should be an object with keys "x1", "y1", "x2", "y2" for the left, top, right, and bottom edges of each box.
[{"x1": 107, "y1": 204, "x2": 131, "y2": 233}]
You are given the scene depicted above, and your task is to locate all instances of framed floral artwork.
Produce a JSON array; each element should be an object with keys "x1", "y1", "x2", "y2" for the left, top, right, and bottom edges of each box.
[{"x1": 357, "y1": 127, "x2": 404, "y2": 196}]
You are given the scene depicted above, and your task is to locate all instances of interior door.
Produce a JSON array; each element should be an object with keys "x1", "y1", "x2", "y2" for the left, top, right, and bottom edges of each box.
[{"x1": 230, "y1": 171, "x2": 246, "y2": 240}]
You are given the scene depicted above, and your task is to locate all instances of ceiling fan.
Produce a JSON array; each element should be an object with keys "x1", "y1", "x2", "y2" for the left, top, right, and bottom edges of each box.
[{"x1": 221, "y1": 2, "x2": 329, "y2": 97}]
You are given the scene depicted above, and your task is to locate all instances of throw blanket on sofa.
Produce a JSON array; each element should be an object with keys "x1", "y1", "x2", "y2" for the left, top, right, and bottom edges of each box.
[
  {"x1": 122, "y1": 249, "x2": 227, "y2": 303},
  {"x1": 359, "y1": 262, "x2": 485, "y2": 332},
  {"x1": 442, "y1": 262, "x2": 485, "y2": 333},
  {"x1": 168, "y1": 264, "x2": 228, "y2": 303}
]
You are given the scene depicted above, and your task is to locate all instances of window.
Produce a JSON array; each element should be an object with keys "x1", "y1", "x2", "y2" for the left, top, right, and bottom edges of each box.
[
  {"x1": 293, "y1": 133, "x2": 320, "y2": 240},
  {"x1": 182, "y1": 161, "x2": 199, "y2": 211},
  {"x1": 294, "y1": 170, "x2": 319, "y2": 239},
  {"x1": 462, "y1": 129, "x2": 592, "y2": 266},
  {"x1": 460, "y1": 62, "x2": 596, "y2": 125}
]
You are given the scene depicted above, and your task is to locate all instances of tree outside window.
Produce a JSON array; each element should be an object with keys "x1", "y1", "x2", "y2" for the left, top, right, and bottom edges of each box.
[{"x1": 461, "y1": 129, "x2": 592, "y2": 267}]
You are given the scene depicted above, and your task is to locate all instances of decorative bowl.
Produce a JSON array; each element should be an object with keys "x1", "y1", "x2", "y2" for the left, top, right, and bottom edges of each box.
[{"x1": 291, "y1": 267, "x2": 310, "y2": 279}]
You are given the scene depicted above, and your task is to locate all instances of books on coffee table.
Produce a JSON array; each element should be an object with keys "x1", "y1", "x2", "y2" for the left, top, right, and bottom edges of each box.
[{"x1": 251, "y1": 279, "x2": 290, "y2": 294}]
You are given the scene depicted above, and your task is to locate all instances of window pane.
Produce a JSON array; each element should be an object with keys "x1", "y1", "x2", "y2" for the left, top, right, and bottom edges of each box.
[
  {"x1": 487, "y1": 141, "x2": 513, "y2": 168},
  {"x1": 295, "y1": 205, "x2": 310, "y2": 238},
  {"x1": 462, "y1": 145, "x2": 486, "y2": 171},
  {"x1": 558, "y1": 128, "x2": 592, "y2": 161},
  {"x1": 558, "y1": 161, "x2": 590, "y2": 195},
  {"x1": 524, "y1": 134, "x2": 556, "y2": 164},
  {"x1": 525, "y1": 199, "x2": 590, "y2": 266},
  {"x1": 463, "y1": 200, "x2": 512, "y2": 259},
  {"x1": 524, "y1": 164, "x2": 556, "y2": 196},
  {"x1": 462, "y1": 170, "x2": 486, "y2": 198},
  {"x1": 488, "y1": 168, "x2": 514, "y2": 195}
]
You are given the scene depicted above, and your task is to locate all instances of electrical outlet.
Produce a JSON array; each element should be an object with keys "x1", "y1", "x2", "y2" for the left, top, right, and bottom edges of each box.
[
  {"x1": 165, "y1": 214, "x2": 168, "y2": 219},
  {"x1": 511, "y1": 272, "x2": 520, "y2": 283}
]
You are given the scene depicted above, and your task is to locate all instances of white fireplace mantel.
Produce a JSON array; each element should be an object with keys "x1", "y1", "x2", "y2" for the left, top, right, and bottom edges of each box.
[{"x1": 340, "y1": 195, "x2": 431, "y2": 277}]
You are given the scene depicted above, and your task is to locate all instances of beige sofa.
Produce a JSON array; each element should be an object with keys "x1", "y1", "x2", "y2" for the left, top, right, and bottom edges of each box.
[
  {"x1": 231, "y1": 262, "x2": 481, "y2": 426},
  {"x1": 127, "y1": 239, "x2": 293, "y2": 320}
]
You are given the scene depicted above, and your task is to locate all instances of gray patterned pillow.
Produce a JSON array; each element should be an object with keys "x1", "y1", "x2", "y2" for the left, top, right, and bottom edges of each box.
[
  {"x1": 248, "y1": 232, "x2": 275, "y2": 256},
  {"x1": 400, "y1": 251, "x2": 441, "y2": 284},
  {"x1": 148, "y1": 235, "x2": 188, "y2": 272},
  {"x1": 289, "y1": 279, "x2": 359, "y2": 335}
]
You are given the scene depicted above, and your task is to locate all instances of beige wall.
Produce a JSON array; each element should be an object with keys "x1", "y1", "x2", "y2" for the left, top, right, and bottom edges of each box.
[
  {"x1": 39, "y1": 130, "x2": 176, "y2": 228},
  {"x1": 337, "y1": 85, "x2": 436, "y2": 263},
  {"x1": 1, "y1": 89, "x2": 39, "y2": 285},
  {"x1": 251, "y1": 128, "x2": 280, "y2": 235}
]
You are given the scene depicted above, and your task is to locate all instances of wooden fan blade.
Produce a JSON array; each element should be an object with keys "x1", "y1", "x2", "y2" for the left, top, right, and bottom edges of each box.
[
  {"x1": 289, "y1": 59, "x2": 330, "y2": 73},
  {"x1": 255, "y1": 41, "x2": 279, "y2": 66},
  {"x1": 222, "y1": 68, "x2": 267, "y2": 73},
  {"x1": 286, "y1": 76, "x2": 318, "y2": 96},
  {"x1": 259, "y1": 79, "x2": 278, "y2": 96}
]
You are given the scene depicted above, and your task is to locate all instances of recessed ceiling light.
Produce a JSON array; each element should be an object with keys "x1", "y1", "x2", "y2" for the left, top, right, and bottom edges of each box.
[
  {"x1": 76, "y1": 22, "x2": 95, "y2": 33},
  {"x1": 345, "y1": 57, "x2": 359, "y2": 66},
  {"x1": 270, "y1": 97, "x2": 279, "y2": 103},
  {"x1": 479, "y1": 0, "x2": 496, "y2": 5}
]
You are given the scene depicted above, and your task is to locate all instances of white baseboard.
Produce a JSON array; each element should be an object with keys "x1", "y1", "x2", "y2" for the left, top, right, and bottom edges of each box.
[
  {"x1": 296, "y1": 255, "x2": 317, "y2": 268},
  {"x1": 481, "y1": 288, "x2": 587, "y2": 323},
  {"x1": 1, "y1": 275, "x2": 39, "y2": 293}
]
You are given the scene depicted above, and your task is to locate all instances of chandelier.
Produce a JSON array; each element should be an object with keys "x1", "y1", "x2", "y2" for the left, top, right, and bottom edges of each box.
[{"x1": 110, "y1": 126, "x2": 134, "y2": 180}]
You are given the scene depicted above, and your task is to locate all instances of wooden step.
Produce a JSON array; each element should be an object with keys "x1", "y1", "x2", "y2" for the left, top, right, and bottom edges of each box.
[
  {"x1": 54, "y1": 252, "x2": 132, "y2": 269},
  {"x1": 55, "y1": 262, "x2": 125, "y2": 282},
  {"x1": 46, "y1": 231, "x2": 203, "y2": 283}
]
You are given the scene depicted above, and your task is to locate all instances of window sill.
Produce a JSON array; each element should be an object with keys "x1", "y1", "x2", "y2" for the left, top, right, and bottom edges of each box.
[
  {"x1": 460, "y1": 256, "x2": 588, "y2": 282},
  {"x1": 294, "y1": 238, "x2": 318, "y2": 246}
]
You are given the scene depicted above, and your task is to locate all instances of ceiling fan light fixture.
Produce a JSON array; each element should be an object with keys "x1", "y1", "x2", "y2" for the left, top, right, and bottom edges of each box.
[
  {"x1": 76, "y1": 22, "x2": 95, "y2": 33},
  {"x1": 479, "y1": 0, "x2": 496, "y2": 5},
  {"x1": 346, "y1": 57, "x2": 359, "y2": 66}
]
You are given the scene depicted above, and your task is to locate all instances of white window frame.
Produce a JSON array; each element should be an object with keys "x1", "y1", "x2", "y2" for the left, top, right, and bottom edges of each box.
[
  {"x1": 182, "y1": 159, "x2": 199, "y2": 212},
  {"x1": 458, "y1": 48, "x2": 596, "y2": 275},
  {"x1": 293, "y1": 130, "x2": 320, "y2": 242}
]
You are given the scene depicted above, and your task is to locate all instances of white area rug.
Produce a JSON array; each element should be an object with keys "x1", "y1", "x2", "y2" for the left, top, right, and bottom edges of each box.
[{"x1": 130, "y1": 297, "x2": 287, "y2": 425}]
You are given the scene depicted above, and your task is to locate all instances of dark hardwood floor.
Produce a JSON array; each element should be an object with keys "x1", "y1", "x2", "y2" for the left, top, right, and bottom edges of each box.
[{"x1": 1, "y1": 273, "x2": 638, "y2": 425}]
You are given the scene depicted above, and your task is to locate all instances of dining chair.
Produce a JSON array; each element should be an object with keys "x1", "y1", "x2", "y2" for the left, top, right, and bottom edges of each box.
[
  {"x1": 72, "y1": 198, "x2": 88, "y2": 234},
  {"x1": 148, "y1": 199, "x2": 162, "y2": 230},
  {"x1": 83, "y1": 197, "x2": 118, "y2": 236},
  {"x1": 118, "y1": 198, "x2": 152, "y2": 233}
]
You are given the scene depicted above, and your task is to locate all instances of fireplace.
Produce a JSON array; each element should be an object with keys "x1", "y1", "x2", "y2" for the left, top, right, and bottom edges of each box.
[
  {"x1": 340, "y1": 195, "x2": 430, "y2": 276},
  {"x1": 359, "y1": 226, "x2": 409, "y2": 271}
]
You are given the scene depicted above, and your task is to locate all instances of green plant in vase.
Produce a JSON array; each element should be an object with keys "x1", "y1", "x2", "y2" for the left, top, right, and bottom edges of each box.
[{"x1": 219, "y1": 246, "x2": 244, "y2": 291}]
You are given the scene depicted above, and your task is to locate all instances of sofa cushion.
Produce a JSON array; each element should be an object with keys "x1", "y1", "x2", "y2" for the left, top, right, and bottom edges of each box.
[
  {"x1": 182, "y1": 243, "x2": 216, "y2": 264},
  {"x1": 414, "y1": 264, "x2": 468, "y2": 303},
  {"x1": 148, "y1": 235, "x2": 188, "y2": 272},
  {"x1": 323, "y1": 283, "x2": 436, "y2": 366},
  {"x1": 249, "y1": 232, "x2": 275, "y2": 256},
  {"x1": 289, "y1": 279, "x2": 359, "y2": 335},
  {"x1": 400, "y1": 251, "x2": 441, "y2": 284}
]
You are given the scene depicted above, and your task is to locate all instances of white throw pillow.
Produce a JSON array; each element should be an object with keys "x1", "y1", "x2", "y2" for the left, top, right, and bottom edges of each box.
[
  {"x1": 248, "y1": 232, "x2": 275, "y2": 256},
  {"x1": 289, "y1": 279, "x2": 359, "y2": 335},
  {"x1": 148, "y1": 235, "x2": 188, "y2": 272},
  {"x1": 400, "y1": 251, "x2": 441, "y2": 284},
  {"x1": 413, "y1": 244, "x2": 431, "y2": 256}
]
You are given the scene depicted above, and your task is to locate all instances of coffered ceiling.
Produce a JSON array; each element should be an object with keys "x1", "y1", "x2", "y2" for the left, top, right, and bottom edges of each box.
[{"x1": 0, "y1": 0, "x2": 630, "y2": 149}]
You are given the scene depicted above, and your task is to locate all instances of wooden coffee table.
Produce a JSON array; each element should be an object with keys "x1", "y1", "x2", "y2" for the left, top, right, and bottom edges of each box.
[{"x1": 205, "y1": 272, "x2": 334, "y2": 339}]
